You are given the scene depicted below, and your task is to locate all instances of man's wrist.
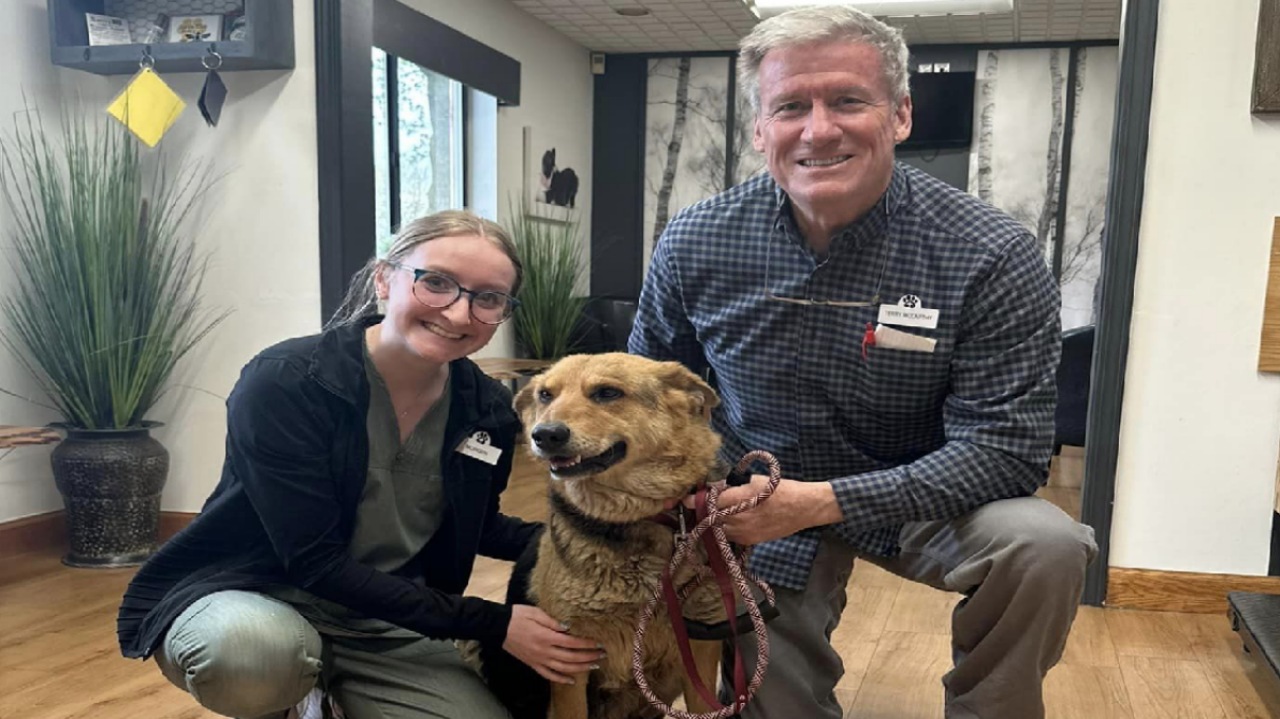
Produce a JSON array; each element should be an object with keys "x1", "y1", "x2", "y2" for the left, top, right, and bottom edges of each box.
[{"x1": 808, "y1": 481, "x2": 844, "y2": 527}]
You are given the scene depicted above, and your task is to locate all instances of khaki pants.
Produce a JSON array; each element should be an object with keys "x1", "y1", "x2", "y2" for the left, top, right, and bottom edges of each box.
[
  {"x1": 155, "y1": 591, "x2": 510, "y2": 719},
  {"x1": 724, "y1": 496, "x2": 1098, "y2": 719}
]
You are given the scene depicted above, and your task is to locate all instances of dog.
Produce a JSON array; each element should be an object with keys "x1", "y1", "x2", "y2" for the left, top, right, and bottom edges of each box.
[
  {"x1": 540, "y1": 148, "x2": 579, "y2": 208},
  {"x1": 476, "y1": 353, "x2": 732, "y2": 719}
]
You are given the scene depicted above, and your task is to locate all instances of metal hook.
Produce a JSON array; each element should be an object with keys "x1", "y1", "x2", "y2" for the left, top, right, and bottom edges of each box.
[
  {"x1": 139, "y1": 47, "x2": 155, "y2": 70},
  {"x1": 202, "y1": 48, "x2": 223, "y2": 71}
]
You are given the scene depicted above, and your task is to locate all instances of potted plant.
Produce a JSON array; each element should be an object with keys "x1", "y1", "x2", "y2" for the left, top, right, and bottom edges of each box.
[
  {"x1": 508, "y1": 199, "x2": 588, "y2": 360},
  {"x1": 0, "y1": 110, "x2": 228, "y2": 567}
]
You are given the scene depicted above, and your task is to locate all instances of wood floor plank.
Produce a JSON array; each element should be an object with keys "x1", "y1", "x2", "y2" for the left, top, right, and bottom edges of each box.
[
  {"x1": 882, "y1": 579, "x2": 958, "y2": 636},
  {"x1": 1119, "y1": 656, "x2": 1228, "y2": 719},
  {"x1": 0, "y1": 668, "x2": 47, "y2": 694},
  {"x1": 1106, "y1": 608, "x2": 1200, "y2": 660},
  {"x1": 1062, "y1": 606, "x2": 1122, "y2": 667},
  {"x1": 1198, "y1": 655, "x2": 1280, "y2": 718},
  {"x1": 1042, "y1": 664, "x2": 1133, "y2": 719},
  {"x1": 851, "y1": 560, "x2": 906, "y2": 592},
  {"x1": 1178, "y1": 613, "x2": 1248, "y2": 662},
  {"x1": 844, "y1": 631, "x2": 951, "y2": 719}
]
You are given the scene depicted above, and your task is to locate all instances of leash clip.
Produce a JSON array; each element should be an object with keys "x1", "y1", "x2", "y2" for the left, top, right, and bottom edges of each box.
[{"x1": 677, "y1": 507, "x2": 688, "y2": 540}]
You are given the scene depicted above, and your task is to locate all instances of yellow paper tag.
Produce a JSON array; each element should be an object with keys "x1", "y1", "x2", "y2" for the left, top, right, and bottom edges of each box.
[{"x1": 106, "y1": 68, "x2": 185, "y2": 148}]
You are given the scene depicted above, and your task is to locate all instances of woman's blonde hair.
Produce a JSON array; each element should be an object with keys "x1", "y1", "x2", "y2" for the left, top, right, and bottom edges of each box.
[{"x1": 326, "y1": 209, "x2": 523, "y2": 328}]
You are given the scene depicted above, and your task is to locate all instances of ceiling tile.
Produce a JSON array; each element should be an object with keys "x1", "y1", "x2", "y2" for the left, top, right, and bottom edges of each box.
[{"x1": 511, "y1": 0, "x2": 1120, "y2": 53}]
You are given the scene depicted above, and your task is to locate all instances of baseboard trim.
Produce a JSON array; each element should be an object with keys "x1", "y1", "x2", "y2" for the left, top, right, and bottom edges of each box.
[
  {"x1": 159, "y1": 511, "x2": 198, "y2": 541},
  {"x1": 0, "y1": 510, "x2": 198, "y2": 560},
  {"x1": 1107, "y1": 566, "x2": 1280, "y2": 614},
  {"x1": 0, "y1": 511, "x2": 65, "y2": 560}
]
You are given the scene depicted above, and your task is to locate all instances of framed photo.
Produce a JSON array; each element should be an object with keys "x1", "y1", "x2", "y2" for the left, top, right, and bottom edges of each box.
[
  {"x1": 168, "y1": 15, "x2": 223, "y2": 44},
  {"x1": 85, "y1": 13, "x2": 132, "y2": 46},
  {"x1": 521, "y1": 126, "x2": 580, "y2": 224}
]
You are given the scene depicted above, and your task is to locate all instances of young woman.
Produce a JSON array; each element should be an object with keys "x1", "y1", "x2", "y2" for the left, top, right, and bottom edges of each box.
[{"x1": 117, "y1": 210, "x2": 602, "y2": 719}]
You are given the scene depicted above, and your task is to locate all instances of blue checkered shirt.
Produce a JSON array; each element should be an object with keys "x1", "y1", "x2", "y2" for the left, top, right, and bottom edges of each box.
[{"x1": 628, "y1": 163, "x2": 1061, "y2": 591}]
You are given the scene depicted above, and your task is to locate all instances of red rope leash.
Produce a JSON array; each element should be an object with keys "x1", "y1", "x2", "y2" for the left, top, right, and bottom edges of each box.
[{"x1": 631, "y1": 450, "x2": 782, "y2": 719}]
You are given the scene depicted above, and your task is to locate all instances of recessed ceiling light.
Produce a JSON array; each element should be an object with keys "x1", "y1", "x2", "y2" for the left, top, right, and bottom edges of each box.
[{"x1": 615, "y1": 6, "x2": 652, "y2": 16}]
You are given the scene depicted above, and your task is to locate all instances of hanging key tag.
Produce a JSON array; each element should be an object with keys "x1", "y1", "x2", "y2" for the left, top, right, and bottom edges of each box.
[
  {"x1": 106, "y1": 50, "x2": 186, "y2": 147},
  {"x1": 198, "y1": 49, "x2": 227, "y2": 127},
  {"x1": 861, "y1": 321, "x2": 876, "y2": 360}
]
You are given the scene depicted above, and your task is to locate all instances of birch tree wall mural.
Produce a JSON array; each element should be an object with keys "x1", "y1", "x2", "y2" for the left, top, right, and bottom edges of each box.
[
  {"x1": 643, "y1": 56, "x2": 733, "y2": 268},
  {"x1": 967, "y1": 46, "x2": 1115, "y2": 329},
  {"x1": 968, "y1": 48, "x2": 1069, "y2": 265},
  {"x1": 1038, "y1": 50, "x2": 1067, "y2": 251},
  {"x1": 651, "y1": 57, "x2": 692, "y2": 250},
  {"x1": 1059, "y1": 47, "x2": 1119, "y2": 330},
  {"x1": 975, "y1": 50, "x2": 999, "y2": 203}
]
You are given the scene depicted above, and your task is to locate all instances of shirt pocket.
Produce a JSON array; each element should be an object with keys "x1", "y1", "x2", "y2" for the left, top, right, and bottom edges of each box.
[{"x1": 856, "y1": 339, "x2": 951, "y2": 418}]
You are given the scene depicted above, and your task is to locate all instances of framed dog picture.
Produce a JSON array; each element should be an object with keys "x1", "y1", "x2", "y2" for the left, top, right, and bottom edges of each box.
[
  {"x1": 522, "y1": 126, "x2": 580, "y2": 223},
  {"x1": 169, "y1": 14, "x2": 223, "y2": 43}
]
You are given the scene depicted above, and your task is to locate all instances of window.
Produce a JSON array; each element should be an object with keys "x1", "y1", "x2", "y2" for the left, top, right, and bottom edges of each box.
[{"x1": 372, "y1": 48, "x2": 466, "y2": 255}]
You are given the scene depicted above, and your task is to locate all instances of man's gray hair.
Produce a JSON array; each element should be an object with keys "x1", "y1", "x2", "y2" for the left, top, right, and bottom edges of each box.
[{"x1": 738, "y1": 6, "x2": 910, "y2": 113}]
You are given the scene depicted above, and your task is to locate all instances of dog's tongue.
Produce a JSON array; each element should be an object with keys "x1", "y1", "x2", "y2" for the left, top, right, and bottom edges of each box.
[{"x1": 550, "y1": 456, "x2": 582, "y2": 470}]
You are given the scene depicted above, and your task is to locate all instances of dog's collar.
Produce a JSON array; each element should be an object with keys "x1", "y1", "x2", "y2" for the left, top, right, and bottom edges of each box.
[{"x1": 548, "y1": 491, "x2": 636, "y2": 546}]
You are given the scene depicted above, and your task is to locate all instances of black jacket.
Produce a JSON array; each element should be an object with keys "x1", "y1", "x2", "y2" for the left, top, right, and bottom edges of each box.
[{"x1": 117, "y1": 317, "x2": 539, "y2": 659}]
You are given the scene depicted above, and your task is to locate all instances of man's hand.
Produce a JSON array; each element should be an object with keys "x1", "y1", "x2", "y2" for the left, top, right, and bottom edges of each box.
[
  {"x1": 685, "y1": 474, "x2": 844, "y2": 545},
  {"x1": 502, "y1": 604, "x2": 605, "y2": 684}
]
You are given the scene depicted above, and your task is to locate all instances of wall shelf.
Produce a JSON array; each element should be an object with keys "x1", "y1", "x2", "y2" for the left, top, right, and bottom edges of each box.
[{"x1": 47, "y1": 0, "x2": 293, "y2": 75}]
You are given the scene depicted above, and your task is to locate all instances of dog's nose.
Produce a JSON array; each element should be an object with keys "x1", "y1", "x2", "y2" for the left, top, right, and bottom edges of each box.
[{"x1": 531, "y1": 422, "x2": 571, "y2": 450}]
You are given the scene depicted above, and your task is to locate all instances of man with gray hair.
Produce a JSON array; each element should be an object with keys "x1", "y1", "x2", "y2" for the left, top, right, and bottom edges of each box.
[{"x1": 629, "y1": 5, "x2": 1098, "y2": 718}]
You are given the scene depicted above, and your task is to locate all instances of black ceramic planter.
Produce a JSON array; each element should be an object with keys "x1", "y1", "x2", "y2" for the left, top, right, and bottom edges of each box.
[{"x1": 49, "y1": 424, "x2": 168, "y2": 568}]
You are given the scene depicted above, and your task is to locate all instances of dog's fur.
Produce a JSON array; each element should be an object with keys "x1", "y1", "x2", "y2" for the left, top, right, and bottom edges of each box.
[{"x1": 477, "y1": 353, "x2": 730, "y2": 719}]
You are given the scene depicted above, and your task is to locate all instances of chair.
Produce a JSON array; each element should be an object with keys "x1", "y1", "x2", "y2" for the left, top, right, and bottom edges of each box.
[
  {"x1": 571, "y1": 297, "x2": 638, "y2": 354},
  {"x1": 1055, "y1": 324, "x2": 1094, "y2": 452}
]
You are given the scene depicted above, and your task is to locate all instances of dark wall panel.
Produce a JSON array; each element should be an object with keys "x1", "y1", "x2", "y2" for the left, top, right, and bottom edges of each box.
[{"x1": 590, "y1": 55, "x2": 648, "y2": 299}]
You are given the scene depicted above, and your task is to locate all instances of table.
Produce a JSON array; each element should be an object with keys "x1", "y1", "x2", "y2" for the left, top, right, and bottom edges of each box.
[
  {"x1": 474, "y1": 357, "x2": 554, "y2": 380},
  {"x1": 0, "y1": 425, "x2": 62, "y2": 449}
]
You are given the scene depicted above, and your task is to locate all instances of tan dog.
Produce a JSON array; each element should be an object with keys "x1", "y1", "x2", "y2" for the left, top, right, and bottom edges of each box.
[{"x1": 512, "y1": 353, "x2": 730, "y2": 719}]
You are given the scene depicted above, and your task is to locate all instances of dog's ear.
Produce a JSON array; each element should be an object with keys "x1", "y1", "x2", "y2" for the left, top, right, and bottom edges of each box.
[
  {"x1": 658, "y1": 361, "x2": 720, "y2": 421},
  {"x1": 514, "y1": 377, "x2": 539, "y2": 425}
]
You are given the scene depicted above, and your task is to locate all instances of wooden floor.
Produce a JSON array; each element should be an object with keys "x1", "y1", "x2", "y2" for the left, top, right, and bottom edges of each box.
[{"x1": 3, "y1": 453, "x2": 1278, "y2": 718}]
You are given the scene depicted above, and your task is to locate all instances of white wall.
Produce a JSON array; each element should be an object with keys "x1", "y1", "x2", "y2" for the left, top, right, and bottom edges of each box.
[
  {"x1": 396, "y1": 0, "x2": 594, "y2": 360},
  {"x1": 0, "y1": 0, "x2": 321, "y2": 521},
  {"x1": 1110, "y1": 0, "x2": 1280, "y2": 575}
]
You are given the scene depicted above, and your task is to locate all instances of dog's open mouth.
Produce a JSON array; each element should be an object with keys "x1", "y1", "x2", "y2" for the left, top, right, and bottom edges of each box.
[{"x1": 546, "y1": 442, "x2": 628, "y2": 478}]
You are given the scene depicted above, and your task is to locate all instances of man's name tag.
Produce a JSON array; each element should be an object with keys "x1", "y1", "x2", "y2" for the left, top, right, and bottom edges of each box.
[
  {"x1": 457, "y1": 431, "x2": 502, "y2": 466},
  {"x1": 878, "y1": 294, "x2": 940, "y2": 329}
]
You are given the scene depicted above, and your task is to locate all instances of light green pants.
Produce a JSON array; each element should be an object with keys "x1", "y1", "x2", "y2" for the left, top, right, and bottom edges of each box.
[{"x1": 155, "y1": 590, "x2": 510, "y2": 719}]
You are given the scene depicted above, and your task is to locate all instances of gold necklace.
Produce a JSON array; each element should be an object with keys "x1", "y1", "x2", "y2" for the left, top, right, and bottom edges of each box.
[{"x1": 398, "y1": 384, "x2": 433, "y2": 418}]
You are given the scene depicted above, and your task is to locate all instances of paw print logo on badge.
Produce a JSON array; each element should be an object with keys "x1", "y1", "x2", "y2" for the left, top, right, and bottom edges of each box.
[
  {"x1": 458, "y1": 430, "x2": 502, "y2": 465},
  {"x1": 898, "y1": 294, "x2": 921, "y2": 309}
]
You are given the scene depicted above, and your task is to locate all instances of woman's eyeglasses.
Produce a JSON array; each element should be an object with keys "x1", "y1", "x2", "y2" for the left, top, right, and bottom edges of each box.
[{"x1": 389, "y1": 263, "x2": 520, "y2": 325}]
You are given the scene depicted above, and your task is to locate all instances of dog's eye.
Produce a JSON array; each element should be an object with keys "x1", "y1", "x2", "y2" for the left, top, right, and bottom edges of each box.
[
  {"x1": 537, "y1": 389, "x2": 554, "y2": 404},
  {"x1": 591, "y1": 386, "x2": 625, "y2": 402}
]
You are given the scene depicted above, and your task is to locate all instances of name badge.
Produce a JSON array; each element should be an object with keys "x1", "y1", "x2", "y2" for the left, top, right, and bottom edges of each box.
[
  {"x1": 457, "y1": 431, "x2": 502, "y2": 466},
  {"x1": 878, "y1": 294, "x2": 940, "y2": 329}
]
